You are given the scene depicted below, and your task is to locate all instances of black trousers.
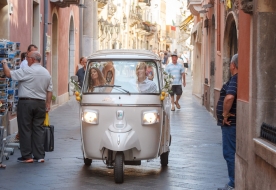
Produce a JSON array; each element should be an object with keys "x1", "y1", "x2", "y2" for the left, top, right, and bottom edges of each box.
[{"x1": 17, "y1": 100, "x2": 46, "y2": 159}]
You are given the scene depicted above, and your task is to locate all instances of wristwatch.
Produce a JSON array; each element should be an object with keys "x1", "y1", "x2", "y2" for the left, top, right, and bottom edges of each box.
[{"x1": 1, "y1": 60, "x2": 7, "y2": 65}]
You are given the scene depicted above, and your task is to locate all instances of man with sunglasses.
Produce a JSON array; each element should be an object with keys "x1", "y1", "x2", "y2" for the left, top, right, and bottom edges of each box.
[{"x1": 1, "y1": 51, "x2": 53, "y2": 163}]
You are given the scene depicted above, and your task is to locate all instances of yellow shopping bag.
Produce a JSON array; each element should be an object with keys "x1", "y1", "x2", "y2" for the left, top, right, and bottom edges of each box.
[{"x1": 44, "y1": 112, "x2": 50, "y2": 126}]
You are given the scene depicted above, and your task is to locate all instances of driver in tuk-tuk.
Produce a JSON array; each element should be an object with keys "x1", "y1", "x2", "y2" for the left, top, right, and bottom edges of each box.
[{"x1": 136, "y1": 62, "x2": 157, "y2": 93}]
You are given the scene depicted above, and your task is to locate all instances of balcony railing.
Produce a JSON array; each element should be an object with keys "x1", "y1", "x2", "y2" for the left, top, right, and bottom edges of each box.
[
  {"x1": 50, "y1": 0, "x2": 80, "y2": 8},
  {"x1": 261, "y1": 122, "x2": 276, "y2": 145},
  {"x1": 138, "y1": 0, "x2": 151, "y2": 6}
]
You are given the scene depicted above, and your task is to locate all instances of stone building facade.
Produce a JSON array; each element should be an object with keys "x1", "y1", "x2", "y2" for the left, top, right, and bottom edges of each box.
[
  {"x1": 94, "y1": 0, "x2": 163, "y2": 51},
  {"x1": 188, "y1": 0, "x2": 276, "y2": 189}
]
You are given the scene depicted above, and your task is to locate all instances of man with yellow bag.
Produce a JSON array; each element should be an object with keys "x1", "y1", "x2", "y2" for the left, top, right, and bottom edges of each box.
[{"x1": 1, "y1": 51, "x2": 53, "y2": 163}]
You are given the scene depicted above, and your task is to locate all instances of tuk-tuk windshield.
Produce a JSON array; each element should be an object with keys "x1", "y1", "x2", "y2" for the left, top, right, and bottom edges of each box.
[{"x1": 83, "y1": 60, "x2": 160, "y2": 94}]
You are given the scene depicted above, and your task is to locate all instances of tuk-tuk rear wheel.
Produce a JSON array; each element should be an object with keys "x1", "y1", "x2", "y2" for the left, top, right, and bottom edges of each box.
[
  {"x1": 84, "y1": 158, "x2": 92, "y2": 166},
  {"x1": 160, "y1": 151, "x2": 169, "y2": 166},
  {"x1": 114, "y1": 151, "x2": 124, "y2": 183}
]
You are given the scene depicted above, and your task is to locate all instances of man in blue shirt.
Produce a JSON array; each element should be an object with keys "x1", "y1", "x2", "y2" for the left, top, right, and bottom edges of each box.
[
  {"x1": 165, "y1": 53, "x2": 186, "y2": 111},
  {"x1": 216, "y1": 54, "x2": 238, "y2": 190}
]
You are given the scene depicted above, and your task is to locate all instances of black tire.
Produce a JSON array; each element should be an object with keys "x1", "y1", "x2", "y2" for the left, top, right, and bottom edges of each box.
[
  {"x1": 114, "y1": 151, "x2": 124, "y2": 183},
  {"x1": 84, "y1": 158, "x2": 92, "y2": 166},
  {"x1": 160, "y1": 151, "x2": 169, "y2": 166}
]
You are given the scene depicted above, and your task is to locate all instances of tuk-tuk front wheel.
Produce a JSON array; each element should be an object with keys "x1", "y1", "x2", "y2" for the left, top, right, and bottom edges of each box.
[
  {"x1": 160, "y1": 151, "x2": 169, "y2": 166},
  {"x1": 84, "y1": 158, "x2": 92, "y2": 166},
  {"x1": 114, "y1": 151, "x2": 124, "y2": 183}
]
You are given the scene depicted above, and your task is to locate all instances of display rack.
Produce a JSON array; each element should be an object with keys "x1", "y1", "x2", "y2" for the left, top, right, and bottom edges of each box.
[{"x1": 0, "y1": 39, "x2": 20, "y2": 168}]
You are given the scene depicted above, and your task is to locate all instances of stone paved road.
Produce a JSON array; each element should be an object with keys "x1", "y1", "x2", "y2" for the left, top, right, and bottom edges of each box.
[{"x1": 0, "y1": 72, "x2": 228, "y2": 190}]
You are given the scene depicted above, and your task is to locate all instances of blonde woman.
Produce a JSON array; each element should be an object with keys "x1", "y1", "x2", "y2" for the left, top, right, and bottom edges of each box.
[{"x1": 136, "y1": 62, "x2": 157, "y2": 93}]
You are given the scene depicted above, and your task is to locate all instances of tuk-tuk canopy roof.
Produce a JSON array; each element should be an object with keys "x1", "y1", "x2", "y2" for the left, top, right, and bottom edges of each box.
[{"x1": 87, "y1": 49, "x2": 161, "y2": 61}]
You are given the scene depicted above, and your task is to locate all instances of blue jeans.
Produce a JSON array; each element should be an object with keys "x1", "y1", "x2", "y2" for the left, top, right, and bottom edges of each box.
[{"x1": 221, "y1": 126, "x2": 236, "y2": 188}]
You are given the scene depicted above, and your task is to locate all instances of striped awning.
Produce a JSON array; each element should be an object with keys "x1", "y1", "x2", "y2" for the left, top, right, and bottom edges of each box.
[{"x1": 180, "y1": 14, "x2": 194, "y2": 31}]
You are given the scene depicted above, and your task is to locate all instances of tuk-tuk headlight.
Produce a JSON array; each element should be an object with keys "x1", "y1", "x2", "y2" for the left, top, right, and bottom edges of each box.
[
  {"x1": 82, "y1": 110, "x2": 98, "y2": 124},
  {"x1": 142, "y1": 111, "x2": 159, "y2": 125}
]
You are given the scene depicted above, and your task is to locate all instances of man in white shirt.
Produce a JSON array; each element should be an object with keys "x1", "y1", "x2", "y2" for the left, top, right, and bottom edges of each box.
[
  {"x1": 2, "y1": 51, "x2": 53, "y2": 163},
  {"x1": 20, "y1": 44, "x2": 38, "y2": 69}
]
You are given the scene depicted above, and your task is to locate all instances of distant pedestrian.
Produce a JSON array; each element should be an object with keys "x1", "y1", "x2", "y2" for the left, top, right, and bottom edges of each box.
[
  {"x1": 77, "y1": 57, "x2": 85, "y2": 70},
  {"x1": 163, "y1": 52, "x2": 168, "y2": 66},
  {"x1": 76, "y1": 57, "x2": 87, "y2": 88},
  {"x1": 181, "y1": 51, "x2": 189, "y2": 74},
  {"x1": 177, "y1": 54, "x2": 184, "y2": 65},
  {"x1": 216, "y1": 54, "x2": 238, "y2": 190},
  {"x1": 1, "y1": 51, "x2": 53, "y2": 163},
  {"x1": 165, "y1": 53, "x2": 186, "y2": 111},
  {"x1": 20, "y1": 44, "x2": 38, "y2": 69}
]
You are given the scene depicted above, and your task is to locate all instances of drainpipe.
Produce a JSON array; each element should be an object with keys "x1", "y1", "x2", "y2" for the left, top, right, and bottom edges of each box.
[
  {"x1": 79, "y1": 0, "x2": 84, "y2": 57},
  {"x1": 43, "y1": 0, "x2": 49, "y2": 68}
]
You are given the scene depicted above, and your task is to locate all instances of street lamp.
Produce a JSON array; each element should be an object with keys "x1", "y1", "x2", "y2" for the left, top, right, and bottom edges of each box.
[
  {"x1": 123, "y1": 14, "x2": 127, "y2": 30},
  {"x1": 98, "y1": 16, "x2": 105, "y2": 32},
  {"x1": 115, "y1": 23, "x2": 120, "y2": 35},
  {"x1": 105, "y1": 21, "x2": 110, "y2": 35},
  {"x1": 109, "y1": 23, "x2": 114, "y2": 38}
]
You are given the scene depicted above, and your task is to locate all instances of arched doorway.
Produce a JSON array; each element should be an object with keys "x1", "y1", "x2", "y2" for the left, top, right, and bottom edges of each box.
[
  {"x1": 52, "y1": 13, "x2": 58, "y2": 105},
  {"x1": 223, "y1": 12, "x2": 238, "y2": 83},
  {"x1": 68, "y1": 16, "x2": 75, "y2": 96},
  {"x1": 0, "y1": 1, "x2": 8, "y2": 39}
]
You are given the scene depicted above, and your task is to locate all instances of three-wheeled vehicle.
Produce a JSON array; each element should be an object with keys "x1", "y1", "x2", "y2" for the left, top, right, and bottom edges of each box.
[{"x1": 79, "y1": 50, "x2": 171, "y2": 183}]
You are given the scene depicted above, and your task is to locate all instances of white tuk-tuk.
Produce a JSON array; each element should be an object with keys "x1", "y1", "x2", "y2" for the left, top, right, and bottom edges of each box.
[{"x1": 78, "y1": 50, "x2": 171, "y2": 183}]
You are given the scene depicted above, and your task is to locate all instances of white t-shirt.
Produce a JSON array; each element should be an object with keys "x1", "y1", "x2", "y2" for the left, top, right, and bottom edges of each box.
[
  {"x1": 11, "y1": 63, "x2": 53, "y2": 100},
  {"x1": 181, "y1": 54, "x2": 188, "y2": 63},
  {"x1": 20, "y1": 59, "x2": 28, "y2": 69}
]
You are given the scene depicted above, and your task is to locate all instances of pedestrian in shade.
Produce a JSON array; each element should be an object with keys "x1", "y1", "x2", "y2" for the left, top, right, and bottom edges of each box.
[
  {"x1": 216, "y1": 54, "x2": 238, "y2": 190},
  {"x1": 76, "y1": 57, "x2": 87, "y2": 88}
]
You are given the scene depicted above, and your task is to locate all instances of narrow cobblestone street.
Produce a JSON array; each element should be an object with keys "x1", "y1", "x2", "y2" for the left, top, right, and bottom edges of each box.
[{"x1": 0, "y1": 71, "x2": 228, "y2": 190}]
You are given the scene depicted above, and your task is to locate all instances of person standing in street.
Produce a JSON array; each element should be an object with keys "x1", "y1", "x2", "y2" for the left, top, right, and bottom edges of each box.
[
  {"x1": 76, "y1": 57, "x2": 87, "y2": 88},
  {"x1": 216, "y1": 54, "x2": 238, "y2": 190},
  {"x1": 165, "y1": 53, "x2": 186, "y2": 111},
  {"x1": 1, "y1": 51, "x2": 53, "y2": 163},
  {"x1": 20, "y1": 44, "x2": 38, "y2": 69},
  {"x1": 181, "y1": 51, "x2": 189, "y2": 75}
]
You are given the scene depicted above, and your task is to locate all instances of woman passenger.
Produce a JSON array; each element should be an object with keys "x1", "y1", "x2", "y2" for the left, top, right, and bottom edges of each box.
[{"x1": 87, "y1": 67, "x2": 106, "y2": 92}]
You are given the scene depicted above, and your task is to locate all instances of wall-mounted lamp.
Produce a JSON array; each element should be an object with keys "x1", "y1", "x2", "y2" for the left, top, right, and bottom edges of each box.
[
  {"x1": 78, "y1": 4, "x2": 87, "y2": 8},
  {"x1": 198, "y1": 9, "x2": 208, "y2": 14},
  {"x1": 202, "y1": 3, "x2": 214, "y2": 9},
  {"x1": 9, "y1": 3, "x2": 13, "y2": 15}
]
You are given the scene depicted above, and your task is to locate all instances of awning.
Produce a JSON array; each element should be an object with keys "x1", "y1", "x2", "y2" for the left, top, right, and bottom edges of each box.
[
  {"x1": 180, "y1": 14, "x2": 194, "y2": 31},
  {"x1": 190, "y1": 21, "x2": 202, "y2": 45}
]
